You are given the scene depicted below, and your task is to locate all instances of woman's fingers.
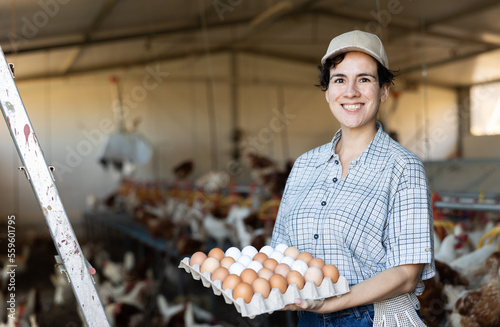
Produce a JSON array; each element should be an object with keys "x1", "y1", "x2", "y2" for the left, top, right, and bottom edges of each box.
[{"x1": 283, "y1": 298, "x2": 325, "y2": 311}]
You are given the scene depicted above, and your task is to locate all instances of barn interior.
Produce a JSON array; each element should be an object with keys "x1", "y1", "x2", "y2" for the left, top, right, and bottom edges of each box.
[{"x1": 1, "y1": 0, "x2": 500, "y2": 326}]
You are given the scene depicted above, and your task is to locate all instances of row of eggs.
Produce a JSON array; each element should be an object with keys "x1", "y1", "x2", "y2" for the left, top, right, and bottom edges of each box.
[{"x1": 188, "y1": 244, "x2": 339, "y2": 304}]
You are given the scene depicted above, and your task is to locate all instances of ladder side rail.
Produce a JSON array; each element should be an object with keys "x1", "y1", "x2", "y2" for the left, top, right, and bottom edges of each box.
[{"x1": 0, "y1": 47, "x2": 110, "y2": 327}]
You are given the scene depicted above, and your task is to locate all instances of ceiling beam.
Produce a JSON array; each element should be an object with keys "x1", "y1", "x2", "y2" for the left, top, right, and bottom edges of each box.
[
  {"x1": 400, "y1": 46, "x2": 500, "y2": 74},
  {"x1": 307, "y1": 7, "x2": 499, "y2": 48},
  {"x1": 13, "y1": 46, "x2": 229, "y2": 82},
  {"x1": 424, "y1": 0, "x2": 500, "y2": 27},
  {"x1": 2, "y1": 17, "x2": 253, "y2": 56},
  {"x1": 60, "y1": 0, "x2": 120, "y2": 74},
  {"x1": 3, "y1": 0, "x2": 321, "y2": 56}
]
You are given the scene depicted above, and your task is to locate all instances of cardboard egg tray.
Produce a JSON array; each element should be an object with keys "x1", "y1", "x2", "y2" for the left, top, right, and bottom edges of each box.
[{"x1": 178, "y1": 257, "x2": 350, "y2": 318}]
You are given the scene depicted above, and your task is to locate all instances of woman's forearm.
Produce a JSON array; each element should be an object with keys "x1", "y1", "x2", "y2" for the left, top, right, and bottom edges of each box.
[{"x1": 305, "y1": 263, "x2": 424, "y2": 314}]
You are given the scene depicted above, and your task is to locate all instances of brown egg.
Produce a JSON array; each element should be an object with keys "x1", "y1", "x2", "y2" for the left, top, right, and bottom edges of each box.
[
  {"x1": 322, "y1": 264, "x2": 340, "y2": 283},
  {"x1": 296, "y1": 252, "x2": 313, "y2": 264},
  {"x1": 263, "y1": 258, "x2": 279, "y2": 271},
  {"x1": 189, "y1": 251, "x2": 207, "y2": 266},
  {"x1": 200, "y1": 257, "x2": 220, "y2": 274},
  {"x1": 274, "y1": 263, "x2": 291, "y2": 278},
  {"x1": 211, "y1": 267, "x2": 229, "y2": 282},
  {"x1": 208, "y1": 248, "x2": 225, "y2": 261},
  {"x1": 308, "y1": 257, "x2": 325, "y2": 269},
  {"x1": 252, "y1": 277, "x2": 271, "y2": 299},
  {"x1": 283, "y1": 246, "x2": 300, "y2": 259},
  {"x1": 304, "y1": 266, "x2": 324, "y2": 286},
  {"x1": 286, "y1": 270, "x2": 305, "y2": 290},
  {"x1": 269, "y1": 274, "x2": 288, "y2": 294},
  {"x1": 233, "y1": 282, "x2": 254, "y2": 304},
  {"x1": 252, "y1": 252, "x2": 268, "y2": 264},
  {"x1": 240, "y1": 268, "x2": 258, "y2": 285},
  {"x1": 222, "y1": 274, "x2": 241, "y2": 291},
  {"x1": 220, "y1": 256, "x2": 236, "y2": 269},
  {"x1": 257, "y1": 268, "x2": 274, "y2": 281}
]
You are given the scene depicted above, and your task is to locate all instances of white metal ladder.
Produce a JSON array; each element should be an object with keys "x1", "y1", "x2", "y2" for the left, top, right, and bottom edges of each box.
[{"x1": 0, "y1": 47, "x2": 110, "y2": 326}]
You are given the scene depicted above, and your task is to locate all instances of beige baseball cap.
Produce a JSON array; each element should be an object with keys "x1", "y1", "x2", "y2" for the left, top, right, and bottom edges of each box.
[{"x1": 321, "y1": 30, "x2": 389, "y2": 69}]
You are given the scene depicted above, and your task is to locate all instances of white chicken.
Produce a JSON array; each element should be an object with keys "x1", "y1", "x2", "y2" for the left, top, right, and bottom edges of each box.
[
  {"x1": 201, "y1": 212, "x2": 235, "y2": 246},
  {"x1": 184, "y1": 301, "x2": 223, "y2": 327},
  {"x1": 156, "y1": 294, "x2": 184, "y2": 326},
  {"x1": 435, "y1": 224, "x2": 470, "y2": 264},
  {"x1": 450, "y1": 243, "x2": 499, "y2": 288},
  {"x1": 226, "y1": 205, "x2": 252, "y2": 248}
]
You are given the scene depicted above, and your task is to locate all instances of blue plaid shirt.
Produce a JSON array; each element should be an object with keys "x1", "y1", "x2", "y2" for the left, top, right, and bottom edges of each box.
[{"x1": 271, "y1": 123, "x2": 434, "y2": 295}]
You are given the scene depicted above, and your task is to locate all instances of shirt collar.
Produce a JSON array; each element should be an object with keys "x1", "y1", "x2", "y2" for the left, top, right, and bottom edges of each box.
[{"x1": 315, "y1": 122, "x2": 390, "y2": 171}]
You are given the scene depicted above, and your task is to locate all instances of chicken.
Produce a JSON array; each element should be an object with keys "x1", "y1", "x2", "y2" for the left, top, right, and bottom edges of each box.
[
  {"x1": 471, "y1": 252, "x2": 500, "y2": 289},
  {"x1": 195, "y1": 171, "x2": 231, "y2": 193},
  {"x1": 450, "y1": 244, "x2": 499, "y2": 288},
  {"x1": 173, "y1": 160, "x2": 194, "y2": 181},
  {"x1": 154, "y1": 294, "x2": 184, "y2": 326},
  {"x1": 434, "y1": 230, "x2": 442, "y2": 254},
  {"x1": 12, "y1": 288, "x2": 40, "y2": 327},
  {"x1": 105, "y1": 302, "x2": 143, "y2": 327},
  {"x1": 246, "y1": 153, "x2": 293, "y2": 198},
  {"x1": 419, "y1": 277, "x2": 447, "y2": 327},
  {"x1": 114, "y1": 280, "x2": 150, "y2": 310},
  {"x1": 176, "y1": 234, "x2": 204, "y2": 256},
  {"x1": 103, "y1": 275, "x2": 151, "y2": 326},
  {"x1": 418, "y1": 260, "x2": 469, "y2": 326},
  {"x1": 201, "y1": 212, "x2": 235, "y2": 247},
  {"x1": 435, "y1": 224, "x2": 471, "y2": 264},
  {"x1": 101, "y1": 253, "x2": 133, "y2": 285},
  {"x1": 50, "y1": 269, "x2": 73, "y2": 305},
  {"x1": 183, "y1": 301, "x2": 222, "y2": 327},
  {"x1": 468, "y1": 220, "x2": 496, "y2": 249},
  {"x1": 226, "y1": 205, "x2": 253, "y2": 248},
  {"x1": 449, "y1": 260, "x2": 500, "y2": 327}
]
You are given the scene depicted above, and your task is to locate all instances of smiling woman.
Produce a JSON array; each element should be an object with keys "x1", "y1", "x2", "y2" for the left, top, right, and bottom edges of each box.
[
  {"x1": 324, "y1": 52, "x2": 389, "y2": 137},
  {"x1": 270, "y1": 30, "x2": 434, "y2": 327}
]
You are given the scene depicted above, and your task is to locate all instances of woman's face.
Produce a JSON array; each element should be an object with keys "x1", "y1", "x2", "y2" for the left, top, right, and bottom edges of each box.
[{"x1": 325, "y1": 51, "x2": 389, "y2": 131}]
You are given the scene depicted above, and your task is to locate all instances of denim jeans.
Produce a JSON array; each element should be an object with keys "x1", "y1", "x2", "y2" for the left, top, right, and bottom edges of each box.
[{"x1": 297, "y1": 304, "x2": 375, "y2": 327}]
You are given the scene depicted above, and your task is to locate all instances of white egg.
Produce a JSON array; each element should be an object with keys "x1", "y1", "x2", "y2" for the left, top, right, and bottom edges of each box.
[
  {"x1": 228, "y1": 262, "x2": 246, "y2": 276},
  {"x1": 280, "y1": 256, "x2": 295, "y2": 267},
  {"x1": 225, "y1": 247, "x2": 242, "y2": 261},
  {"x1": 241, "y1": 245, "x2": 258, "y2": 258},
  {"x1": 259, "y1": 245, "x2": 274, "y2": 256},
  {"x1": 274, "y1": 243, "x2": 289, "y2": 253},
  {"x1": 237, "y1": 255, "x2": 253, "y2": 267},
  {"x1": 269, "y1": 250, "x2": 284, "y2": 263},
  {"x1": 246, "y1": 261, "x2": 264, "y2": 273},
  {"x1": 291, "y1": 259, "x2": 309, "y2": 276}
]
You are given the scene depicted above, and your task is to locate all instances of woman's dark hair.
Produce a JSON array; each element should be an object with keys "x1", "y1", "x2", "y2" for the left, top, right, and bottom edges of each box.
[{"x1": 317, "y1": 52, "x2": 397, "y2": 91}]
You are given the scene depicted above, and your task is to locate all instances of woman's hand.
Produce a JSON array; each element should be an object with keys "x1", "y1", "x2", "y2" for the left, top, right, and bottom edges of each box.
[{"x1": 283, "y1": 298, "x2": 325, "y2": 312}]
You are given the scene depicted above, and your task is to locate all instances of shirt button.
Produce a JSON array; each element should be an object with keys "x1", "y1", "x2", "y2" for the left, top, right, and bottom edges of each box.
[
  {"x1": 321, "y1": 201, "x2": 326, "y2": 206},
  {"x1": 333, "y1": 177, "x2": 338, "y2": 183},
  {"x1": 335, "y1": 160, "x2": 339, "y2": 165},
  {"x1": 314, "y1": 234, "x2": 319, "y2": 239}
]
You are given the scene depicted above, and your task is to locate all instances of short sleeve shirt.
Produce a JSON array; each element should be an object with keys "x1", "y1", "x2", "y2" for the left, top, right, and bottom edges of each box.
[{"x1": 271, "y1": 123, "x2": 435, "y2": 295}]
